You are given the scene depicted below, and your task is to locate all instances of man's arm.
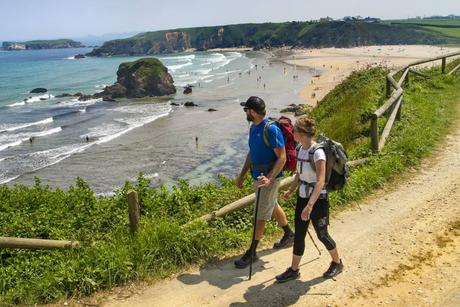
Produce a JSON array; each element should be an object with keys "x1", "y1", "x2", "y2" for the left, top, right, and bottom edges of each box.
[
  {"x1": 240, "y1": 152, "x2": 251, "y2": 178},
  {"x1": 267, "y1": 147, "x2": 286, "y2": 182},
  {"x1": 236, "y1": 152, "x2": 251, "y2": 189}
]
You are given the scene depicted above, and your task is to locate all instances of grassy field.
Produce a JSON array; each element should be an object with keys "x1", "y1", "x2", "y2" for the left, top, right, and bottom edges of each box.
[
  {"x1": 387, "y1": 19, "x2": 460, "y2": 39},
  {"x1": 1, "y1": 58, "x2": 459, "y2": 305}
]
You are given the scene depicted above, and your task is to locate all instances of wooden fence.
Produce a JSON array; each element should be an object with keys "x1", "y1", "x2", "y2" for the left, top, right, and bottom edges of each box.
[
  {"x1": 6, "y1": 51, "x2": 460, "y2": 248},
  {"x1": 370, "y1": 51, "x2": 460, "y2": 153}
]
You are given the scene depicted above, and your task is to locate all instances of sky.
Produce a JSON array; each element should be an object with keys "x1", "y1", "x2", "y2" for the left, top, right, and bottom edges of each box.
[{"x1": 0, "y1": 0, "x2": 459, "y2": 41}]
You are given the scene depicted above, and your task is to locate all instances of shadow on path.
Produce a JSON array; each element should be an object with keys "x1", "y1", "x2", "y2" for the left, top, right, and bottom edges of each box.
[{"x1": 178, "y1": 246, "x2": 322, "y2": 295}]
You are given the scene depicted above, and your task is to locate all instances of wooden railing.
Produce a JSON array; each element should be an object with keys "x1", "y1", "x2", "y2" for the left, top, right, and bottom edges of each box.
[
  {"x1": 370, "y1": 51, "x2": 460, "y2": 153},
  {"x1": 0, "y1": 237, "x2": 80, "y2": 250},
  {"x1": 111, "y1": 50, "x2": 460, "y2": 228}
]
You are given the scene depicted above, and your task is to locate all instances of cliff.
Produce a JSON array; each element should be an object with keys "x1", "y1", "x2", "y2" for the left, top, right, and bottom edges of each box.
[
  {"x1": 86, "y1": 21, "x2": 459, "y2": 56},
  {"x1": 2, "y1": 39, "x2": 84, "y2": 50}
]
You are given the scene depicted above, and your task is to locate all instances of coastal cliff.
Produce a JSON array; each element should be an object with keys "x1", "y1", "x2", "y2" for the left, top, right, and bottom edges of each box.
[
  {"x1": 86, "y1": 21, "x2": 459, "y2": 56},
  {"x1": 2, "y1": 39, "x2": 84, "y2": 50}
]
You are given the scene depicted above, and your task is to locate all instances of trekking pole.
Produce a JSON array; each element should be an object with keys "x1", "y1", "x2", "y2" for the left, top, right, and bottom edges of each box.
[
  {"x1": 249, "y1": 173, "x2": 263, "y2": 280},
  {"x1": 307, "y1": 230, "x2": 321, "y2": 255}
]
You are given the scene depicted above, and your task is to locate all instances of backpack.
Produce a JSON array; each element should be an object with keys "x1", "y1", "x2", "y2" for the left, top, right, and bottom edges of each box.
[
  {"x1": 306, "y1": 135, "x2": 349, "y2": 191},
  {"x1": 263, "y1": 116, "x2": 297, "y2": 171}
]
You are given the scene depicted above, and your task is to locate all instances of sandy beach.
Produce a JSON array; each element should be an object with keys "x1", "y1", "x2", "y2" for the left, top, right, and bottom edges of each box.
[{"x1": 277, "y1": 45, "x2": 460, "y2": 106}]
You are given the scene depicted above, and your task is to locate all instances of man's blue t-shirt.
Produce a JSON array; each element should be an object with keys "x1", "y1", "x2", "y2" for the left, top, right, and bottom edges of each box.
[{"x1": 249, "y1": 118, "x2": 285, "y2": 180}]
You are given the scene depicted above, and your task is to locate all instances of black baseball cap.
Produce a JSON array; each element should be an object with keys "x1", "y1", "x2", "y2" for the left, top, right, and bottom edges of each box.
[{"x1": 240, "y1": 96, "x2": 266, "y2": 112}]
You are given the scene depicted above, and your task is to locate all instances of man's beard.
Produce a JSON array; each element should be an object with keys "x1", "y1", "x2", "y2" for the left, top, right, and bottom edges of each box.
[{"x1": 246, "y1": 113, "x2": 254, "y2": 122}]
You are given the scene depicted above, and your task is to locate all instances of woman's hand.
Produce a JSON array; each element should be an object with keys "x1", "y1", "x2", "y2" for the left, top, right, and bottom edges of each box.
[
  {"x1": 282, "y1": 189, "x2": 292, "y2": 200},
  {"x1": 301, "y1": 204, "x2": 313, "y2": 221}
]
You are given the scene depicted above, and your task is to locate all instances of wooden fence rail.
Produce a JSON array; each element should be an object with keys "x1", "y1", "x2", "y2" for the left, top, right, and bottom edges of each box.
[
  {"x1": 371, "y1": 51, "x2": 460, "y2": 153},
  {"x1": 0, "y1": 237, "x2": 80, "y2": 250},
  {"x1": 125, "y1": 50, "x2": 460, "y2": 230}
]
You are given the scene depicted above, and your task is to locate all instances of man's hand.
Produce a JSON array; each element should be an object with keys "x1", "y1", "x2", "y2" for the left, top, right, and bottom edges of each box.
[
  {"x1": 256, "y1": 175, "x2": 271, "y2": 188},
  {"x1": 235, "y1": 174, "x2": 244, "y2": 189}
]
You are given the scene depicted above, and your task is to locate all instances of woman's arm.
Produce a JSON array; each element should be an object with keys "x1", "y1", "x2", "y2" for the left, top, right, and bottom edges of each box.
[
  {"x1": 307, "y1": 159, "x2": 326, "y2": 207},
  {"x1": 288, "y1": 172, "x2": 300, "y2": 193}
]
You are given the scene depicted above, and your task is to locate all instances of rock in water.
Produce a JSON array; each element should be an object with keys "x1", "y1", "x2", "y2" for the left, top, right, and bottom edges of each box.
[
  {"x1": 74, "y1": 54, "x2": 86, "y2": 59},
  {"x1": 184, "y1": 101, "x2": 197, "y2": 107},
  {"x1": 99, "y1": 83, "x2": 126, "y2": 99},
  {"x1": 183, "y1": 86, "x2": 192, "y2": 95},
  {"x1": 99, "y1": 58, "x2": 176, "y2": 99},
  {"x1": 55, "y1": 93, "x2": 73, "y2": 98},
  {"x1": 30, "y1": 88, "x2": 47, "y2": 93}
]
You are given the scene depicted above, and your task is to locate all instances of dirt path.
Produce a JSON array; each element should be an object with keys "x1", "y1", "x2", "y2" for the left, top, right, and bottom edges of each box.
[{"x1": 96, "y1": 117, "x2": 460, "y2": 307}]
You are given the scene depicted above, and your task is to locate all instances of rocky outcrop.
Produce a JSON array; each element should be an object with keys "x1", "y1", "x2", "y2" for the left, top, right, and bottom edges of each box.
[
  {"x1": 2, "y1": 42, "x2": 26, "y2": 50},
  {"x1": 183, "y1": 86, "x2": 193, "y2": 95},
  {"x1": 55, "y1": 93, "x2": 74, "y2": 98},
  {"x1": 280, "y1": 104, "x2": 313, "y2": 117},
  {"x1": 30, "y1": 88, "x2": 47, "y2": 94},
  {"x1": 3, "y1": 39, "x2": 84, "y2": 50},
  {"x1": 88, "y1": 58, "x2": 175, "y2": 100}
]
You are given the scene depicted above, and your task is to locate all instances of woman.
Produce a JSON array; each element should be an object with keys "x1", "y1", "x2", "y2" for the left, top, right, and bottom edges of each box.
[{"x1": 275, "y1": 116, "x2": 343, "y2": 282}]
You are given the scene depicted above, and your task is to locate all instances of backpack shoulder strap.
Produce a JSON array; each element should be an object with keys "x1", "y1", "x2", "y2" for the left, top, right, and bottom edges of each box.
[
  {"x1": 308, "y1": 143, "x2": 325, "y2": 172},
  {"x1": 263, "y1": 120, "x2": 275, "y2": 148}
]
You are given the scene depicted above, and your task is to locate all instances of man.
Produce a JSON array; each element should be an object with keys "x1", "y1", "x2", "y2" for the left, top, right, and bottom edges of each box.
[{"x1": 234, "y1": 96, "x2": 294, "y2": 269}]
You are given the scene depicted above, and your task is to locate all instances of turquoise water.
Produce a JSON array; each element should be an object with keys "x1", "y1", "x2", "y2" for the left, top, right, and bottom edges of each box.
[
  {"x1": 0, "y1": 48, "x2": 312, "y2": 192},
  {"x1": 0, "y1": 48, "x2": 245, "y2": 107},
  {"x1": 0, "y1": 48, "x2": 253, "y2": 185}
]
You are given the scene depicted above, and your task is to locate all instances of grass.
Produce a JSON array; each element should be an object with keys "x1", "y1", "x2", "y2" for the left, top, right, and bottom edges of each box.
[
  {"x1": 1, "y1": 58, "x2": 460, "y2": 305},
  {"x1": 387, "y1": 19, "x2": 460, "y2": 39}
]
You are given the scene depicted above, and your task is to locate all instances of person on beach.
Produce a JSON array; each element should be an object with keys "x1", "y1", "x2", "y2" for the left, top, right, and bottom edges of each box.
[
  {"x1": 275, "y1": 116, "x2": 343, "y2": 282},
  {"x1": 234, "y1": 96, "x2": 294, "y2": 269}
]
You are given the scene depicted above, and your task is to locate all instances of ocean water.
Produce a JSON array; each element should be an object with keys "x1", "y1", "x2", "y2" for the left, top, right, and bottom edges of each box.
[{"x1": 0, "y1": 48, "x2": 313, "y2": 193}]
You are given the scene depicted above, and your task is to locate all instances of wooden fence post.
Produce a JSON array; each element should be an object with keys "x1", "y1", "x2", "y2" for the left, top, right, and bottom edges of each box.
[
  {"x1": 386, "y1": 77, "x2": 392, "y2": 98},
  {"x1": 127, "y1": 190, "x2": 140, "y2": 235},
  {"x1": 396, "y1": 96, "x2": 402, "y2": 121},
  {"x1": 442, "y1": 57, "x2": 446, "y2": 74},
  {"x1": 371, "y1": 116, "x2": 379, "y2": 153}
]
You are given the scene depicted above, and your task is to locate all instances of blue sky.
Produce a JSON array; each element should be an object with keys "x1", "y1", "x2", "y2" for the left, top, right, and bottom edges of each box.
[{"x1": 0, "y1": 0, "x2": 459, "y2": 41}]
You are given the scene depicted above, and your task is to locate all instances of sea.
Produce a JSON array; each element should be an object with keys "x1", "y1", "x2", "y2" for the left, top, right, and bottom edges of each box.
[{"x1": 0, "y1": 47, "x2": 314, "y2": 194}]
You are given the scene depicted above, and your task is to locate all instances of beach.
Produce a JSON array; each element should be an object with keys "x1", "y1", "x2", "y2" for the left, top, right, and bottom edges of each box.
[{"x1": 278, "y1": 45, "x2": 460, "y2": 106}]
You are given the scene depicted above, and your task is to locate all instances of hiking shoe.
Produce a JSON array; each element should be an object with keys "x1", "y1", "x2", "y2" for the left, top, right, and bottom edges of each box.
[
  {"x1": 273, "y1": 232, "x2": 295, "y2": 249},
  {"x1": 234, "y1": 250, "x2": 258, "y2": 269},
  {"x1": 276, "y1": 267, "x2": 300, "y2": 283},
  {"x1": 323, "y1": 259, "x2": 344, "y2": 279}
]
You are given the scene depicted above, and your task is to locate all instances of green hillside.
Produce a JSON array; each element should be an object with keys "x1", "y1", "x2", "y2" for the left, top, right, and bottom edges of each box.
[{"x1": 87, "y1": 21, "x2": 460, "y2": 56}]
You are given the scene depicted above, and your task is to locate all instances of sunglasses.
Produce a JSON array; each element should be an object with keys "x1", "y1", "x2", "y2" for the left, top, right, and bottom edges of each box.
[{"x1": 243, "y1": 107, "x2": 249, "y2": 112}]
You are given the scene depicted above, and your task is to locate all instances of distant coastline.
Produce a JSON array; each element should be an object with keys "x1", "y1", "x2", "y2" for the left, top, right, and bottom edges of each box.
[{"x1": 1, "y1": 39, "x2": 84, "y2": 51}]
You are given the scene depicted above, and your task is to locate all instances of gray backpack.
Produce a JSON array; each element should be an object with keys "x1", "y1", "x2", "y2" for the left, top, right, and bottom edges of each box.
[{"x1": 306, "y1": 135, "x2": 349, "y2": 191}]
